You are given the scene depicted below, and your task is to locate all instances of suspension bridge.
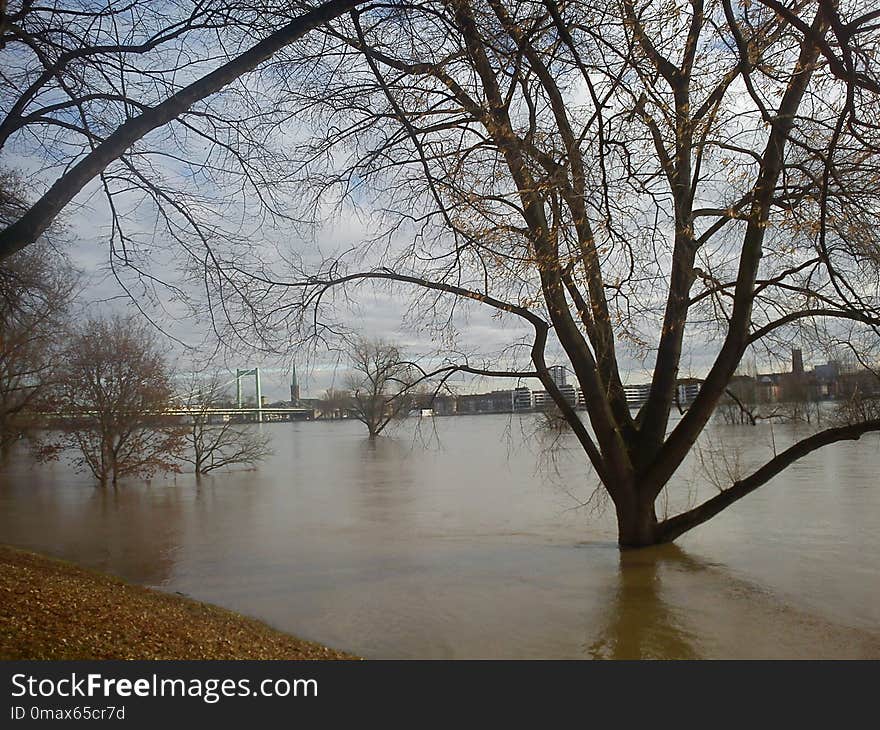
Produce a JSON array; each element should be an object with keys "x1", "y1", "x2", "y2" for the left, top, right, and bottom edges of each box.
[{"x1": 167, "y1": 366, "x2": 313, "y2": 423}]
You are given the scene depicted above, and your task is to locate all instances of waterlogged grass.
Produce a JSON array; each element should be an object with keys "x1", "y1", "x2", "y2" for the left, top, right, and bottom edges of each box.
[{"x1": 0, "y1": 545, "x2": 357, "y2": 660}]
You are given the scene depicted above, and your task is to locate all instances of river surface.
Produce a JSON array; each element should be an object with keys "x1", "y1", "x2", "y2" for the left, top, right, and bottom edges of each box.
[{"x1": 1, "y1": 414, "x2": 879, "y2": 658}]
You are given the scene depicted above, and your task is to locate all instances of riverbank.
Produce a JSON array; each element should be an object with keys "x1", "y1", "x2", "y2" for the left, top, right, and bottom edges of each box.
[{"x1": 0, "y1": 545, "x2": 356, "y2": 660}]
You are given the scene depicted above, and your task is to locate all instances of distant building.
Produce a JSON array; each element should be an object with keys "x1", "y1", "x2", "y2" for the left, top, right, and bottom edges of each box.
[
  {"x1": 624, "y1": 383, "x2": 651, "y2": 408},
  {"x1": 557, "y1": 384, "x2": 577, "y2": 407},
  {"x1": 676, "y1": 379, "x2": 701, "y2": 405},
  {"x1": 813, "y1": 362, "x2": 839, "y2": 382},
  {"x1": 813, "y1": 361, "x2": 840, "y2": 398},
  {"x1": 532, "y1": 390, "x2": 552, "y2": 409},
  {"x1": 512, "y1": 386, "x2": 582, "y2": 412},
  {"x1": 757, "y1": 374, "x2": 782, "y2": 402},
  {"x1": 457, "y1": 390, "x2": 513, "y2": 414},
  {"x1": 621, "y1": 379, "x2": 701, "y2": 409},
  {"x1": 548, "y1": 365, "x2": 567, "y2": 388},
  {"x1": 513, "y1": 387, "x2": 532, "y2": 411}
]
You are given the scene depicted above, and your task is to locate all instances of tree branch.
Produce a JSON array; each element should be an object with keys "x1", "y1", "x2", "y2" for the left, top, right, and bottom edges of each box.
[{"x1": 657, "y1": 418, "x2": 880, "y2": 542}]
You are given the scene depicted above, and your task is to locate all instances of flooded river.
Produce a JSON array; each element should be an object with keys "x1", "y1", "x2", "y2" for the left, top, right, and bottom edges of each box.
[{"x1": 1, "y1": 415, "x2": 878, "y2": 658}]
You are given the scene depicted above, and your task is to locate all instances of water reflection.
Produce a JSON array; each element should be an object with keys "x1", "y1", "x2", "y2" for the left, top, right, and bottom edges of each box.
[
  {"x1": 589, "y1": 545, "x2": 700, "y2": 659},
  {"x1": 0, "y1": 460, "x2": 184, "y2": 585},
  {"x1": 349, "y1": 437, "x2": 417, "y2": 525}
]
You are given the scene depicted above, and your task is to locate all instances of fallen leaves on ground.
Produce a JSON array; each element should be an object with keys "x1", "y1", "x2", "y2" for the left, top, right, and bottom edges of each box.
[{"x1": 0, "y1": 545, "x2": 357, "y2": 660}]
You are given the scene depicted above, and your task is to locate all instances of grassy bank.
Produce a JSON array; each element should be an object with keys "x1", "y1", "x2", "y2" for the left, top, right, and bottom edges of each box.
[{"x1": 0, "y1": 545, "x2": 356, "y2": 660}]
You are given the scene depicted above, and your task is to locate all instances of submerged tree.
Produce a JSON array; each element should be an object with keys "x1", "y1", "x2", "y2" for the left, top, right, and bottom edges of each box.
[
  {"x1": 249, "y1": 0, "x2": 880, "y2": 546},
  {"x1": 347, "y1": 338, "x2": 414, "y2": 438},
  {"x1": 47, "y1": 315, "x2": 184, "y2": 485},
  {"x1": 179, "y1": 372, "x2": 272, "y2": 475}
]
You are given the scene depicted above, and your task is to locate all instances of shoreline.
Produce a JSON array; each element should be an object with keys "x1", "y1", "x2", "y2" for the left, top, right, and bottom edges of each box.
[{"x1": 0, "y1": 545, "x2": 358, "y2": 660}]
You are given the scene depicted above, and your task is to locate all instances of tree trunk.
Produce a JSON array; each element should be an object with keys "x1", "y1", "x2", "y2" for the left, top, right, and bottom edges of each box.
[{"x1": 615, "y1": 494, "x2": 660, "y2": 549}]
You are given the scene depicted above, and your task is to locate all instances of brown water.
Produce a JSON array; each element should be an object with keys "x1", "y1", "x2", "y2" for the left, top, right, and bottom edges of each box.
[{"x1": 1, "y1": 415, "x2": 878, "y2": 658}]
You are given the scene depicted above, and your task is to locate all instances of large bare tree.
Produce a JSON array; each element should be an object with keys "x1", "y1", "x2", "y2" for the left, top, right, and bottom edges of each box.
[{"x1": 238, "y1": 0, "x2": 880, "y2": 546}]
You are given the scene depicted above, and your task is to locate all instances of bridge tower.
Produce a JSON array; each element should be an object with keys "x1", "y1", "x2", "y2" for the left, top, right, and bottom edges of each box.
[{"x1": 235, "y1": 367, "x2": 263, "y2": 422}]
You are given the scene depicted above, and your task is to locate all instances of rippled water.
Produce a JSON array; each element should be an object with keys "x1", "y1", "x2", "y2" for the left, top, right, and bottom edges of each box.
[{"x1": 1, "y1": 415, "x2": 878, "y2": 658}]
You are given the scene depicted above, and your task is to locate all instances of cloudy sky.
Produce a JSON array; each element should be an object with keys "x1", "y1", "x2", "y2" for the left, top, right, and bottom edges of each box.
[{"x1": 55, "y1": 199, "x2": 735, "y2": 402}]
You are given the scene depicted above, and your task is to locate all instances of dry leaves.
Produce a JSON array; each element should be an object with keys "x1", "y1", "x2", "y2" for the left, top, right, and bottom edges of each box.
[{"x1": 0, "y1": 545, "x2": 357, "y2": 660}]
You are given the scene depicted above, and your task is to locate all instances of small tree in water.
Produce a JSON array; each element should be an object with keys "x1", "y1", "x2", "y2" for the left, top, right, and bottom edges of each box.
[
  {"x1": 179, "y1": 371, "x2": 272, "y2": 476},
  {"x1": 47, "y1": 315, "x2": 184, "y2": 486},
  {"x1": 347, "y1": 338, "x2": 414, "y2": 439}
]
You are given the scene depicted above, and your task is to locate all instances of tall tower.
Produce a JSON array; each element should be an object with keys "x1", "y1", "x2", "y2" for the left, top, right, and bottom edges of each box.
[
  {"x1": 254, "y1": 367, "x2": 262, "y2": 421},
  {"x1": 792, "y1": 348, "x2": 804, "y2": 376},
  {"x1": 290, "y1": 364, "x2": 300, "y2": 406}
]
